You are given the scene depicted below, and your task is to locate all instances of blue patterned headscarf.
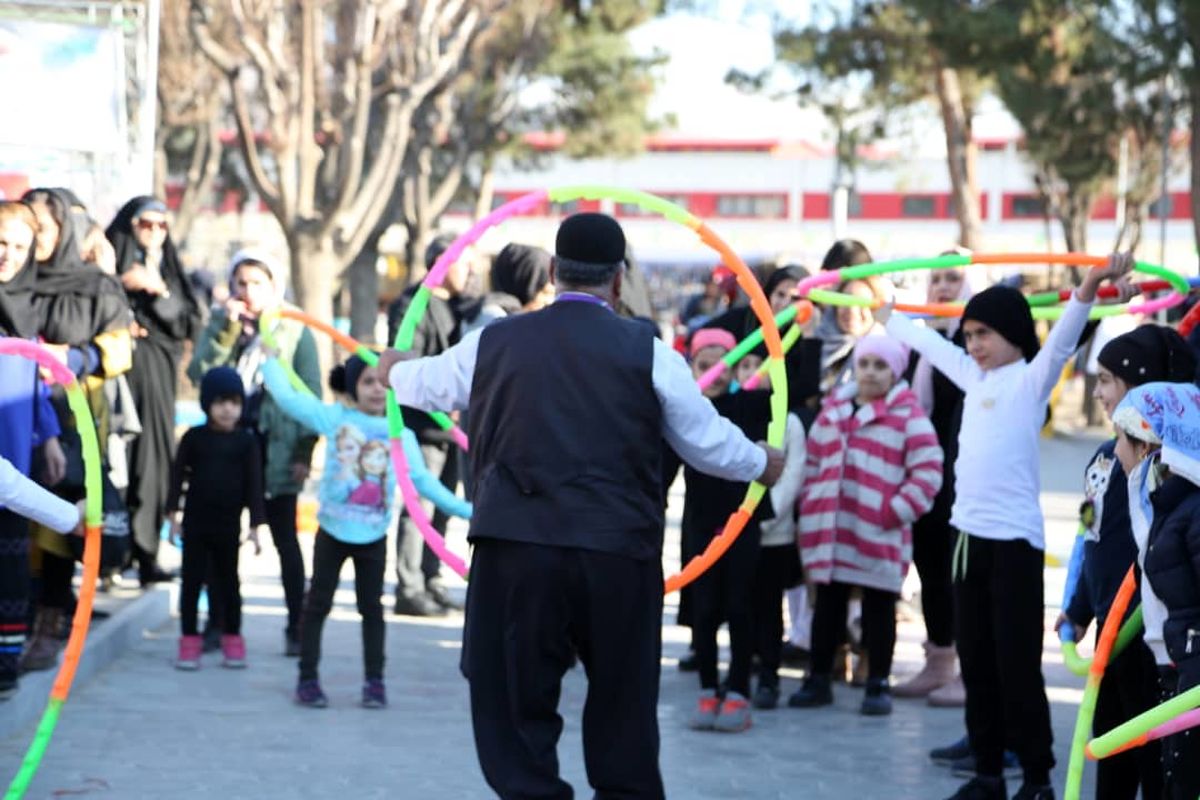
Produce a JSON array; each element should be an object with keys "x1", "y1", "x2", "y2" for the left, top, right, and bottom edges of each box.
[{"x1": 1113, "y1": 381, "x2": 1200, "y2": 486}]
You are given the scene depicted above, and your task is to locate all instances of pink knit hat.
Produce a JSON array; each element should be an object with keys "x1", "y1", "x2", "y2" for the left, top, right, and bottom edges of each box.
[
  {"x1": 690, "y1": 328, "x2": 737, "y2": 358},
  {"x1": 853, "y1": 335, "x2": 909, "y2": 380}
]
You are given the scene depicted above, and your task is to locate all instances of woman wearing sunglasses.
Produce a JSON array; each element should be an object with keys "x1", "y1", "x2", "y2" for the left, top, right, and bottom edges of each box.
[{"x1": 106, "y1": 197, "x2": 203, "y2": 585}]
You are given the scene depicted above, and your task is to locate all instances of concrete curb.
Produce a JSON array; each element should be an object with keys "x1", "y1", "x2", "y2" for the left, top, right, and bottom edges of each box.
[{"x1": 0, "y1": 585, "x2": 171, "y2": 741}]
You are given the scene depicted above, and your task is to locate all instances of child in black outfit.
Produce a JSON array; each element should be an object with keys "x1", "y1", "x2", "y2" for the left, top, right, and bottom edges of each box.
[
  {"x1": 684, "y1": 328, "x2": 775, "y2": 733},
  {"x1": 168, "y1": 367, "x2": 267, "y2": 671}
]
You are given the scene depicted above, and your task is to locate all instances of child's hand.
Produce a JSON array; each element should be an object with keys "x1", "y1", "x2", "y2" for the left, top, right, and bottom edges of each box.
[
  {"x1": 1054, "y1": 611, "x2": 1086, "y2": 644},
  {"x1": 1079, "y1": 252, "x2": 1135, "y2": 303},
  {"x1": 247, "y1": 524, "x2": 266, "y2": 556}
]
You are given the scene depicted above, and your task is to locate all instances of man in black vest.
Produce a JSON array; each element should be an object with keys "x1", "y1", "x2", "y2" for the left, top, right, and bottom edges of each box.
[{"x1": 380, "y1": 213, "x2": 785, "y2": 799}]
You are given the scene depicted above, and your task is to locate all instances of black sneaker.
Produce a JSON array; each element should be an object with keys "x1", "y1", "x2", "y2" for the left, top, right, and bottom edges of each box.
[
  {"x1": 1012, "y1": 784, "x2": 1054, "y2": 800},
  {"x1": 787, "y1": 674, "x2": 833, "y2": 708},
  {"x1": 945, "y1": 776, "x2": 1007, "y2": 800},
  {"x1": 752, "y1": 682, "x2": 780, "y2": 710},
  {"x1": 0, "y1": 675, "x2": 17, "y2": 702},
  {"x1": 951, "y1": 751, "x2": 1024, "y2": 779},
  {"x1": 426, "y1": 583, "x2": 463, "y2": 612},
  {"x1": 931, "y1": 736, "x2": 972, "y2": 765},
  {"x1": 393, "y1": 593, "x2": 445, "y2": 617},
  {"x1": 860, "y1": 679, "x2": 892, "y2": 716}
]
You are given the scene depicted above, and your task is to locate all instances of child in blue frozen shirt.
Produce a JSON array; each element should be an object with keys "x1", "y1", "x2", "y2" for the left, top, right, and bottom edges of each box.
[{"x1": 262, "y1": 352, "x2": 470, "y2": 709}]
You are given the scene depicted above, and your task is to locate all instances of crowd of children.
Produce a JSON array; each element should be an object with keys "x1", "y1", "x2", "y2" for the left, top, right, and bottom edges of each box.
[{"x1": 11, "y1": 209, "x2": 1200, "y2": 799}]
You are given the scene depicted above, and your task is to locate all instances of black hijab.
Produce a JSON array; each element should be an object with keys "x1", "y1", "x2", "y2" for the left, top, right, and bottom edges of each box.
[
  {"x1": 105, "y1": 195, "x2": 201, "y2": 341},
  {"x1": 0, "y1": 212, "x2": 39, "y2": 338},
  {"x1": 490, "y1": 243, "x2": 551, "y2": 307},
  {"x1": 23, "y1": 188, "x2": 130, "y2": 346}
]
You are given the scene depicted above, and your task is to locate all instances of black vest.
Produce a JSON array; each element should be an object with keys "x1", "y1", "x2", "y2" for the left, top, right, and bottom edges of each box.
[{"x1": 467, "y1": 301, "x2": 664, "y2": 559}]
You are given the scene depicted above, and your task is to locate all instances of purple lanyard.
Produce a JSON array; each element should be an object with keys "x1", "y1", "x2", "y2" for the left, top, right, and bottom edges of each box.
[{"x1": 555, "y1": 292, "x2": 612, "y2": 312}]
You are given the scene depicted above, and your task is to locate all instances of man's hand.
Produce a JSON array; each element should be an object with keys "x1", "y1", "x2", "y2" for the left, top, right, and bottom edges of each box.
[
  {"x1": 756, "y1": 442, "x2": 786, "y2": 487},
  {"x1": 376, "y1": 348, "x2": 418, "y2": 383},
  {"x1": 1078, "y1": 252, "x2": 1135, "y2": 304},
  {"x1": 71, "y1": 500, "x2": 87, "y2": 537},
  {"x1": 247, "y1": 524, "x2": 266, "y2": 556},
  {"x1": 41, "y1": 437, "x2": 66, "y2": 487}
]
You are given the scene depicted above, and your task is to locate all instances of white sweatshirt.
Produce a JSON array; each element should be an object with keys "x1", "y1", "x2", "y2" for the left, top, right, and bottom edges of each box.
[
  {"x1": 885, "y1": 294, "x2": 1092, "y2": 550},
  {"x1": 761, "y1": 412, "x2": 806, "y2": 547}
]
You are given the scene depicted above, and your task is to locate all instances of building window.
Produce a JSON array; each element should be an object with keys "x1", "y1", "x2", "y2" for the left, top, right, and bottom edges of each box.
[
  {"x1": 715, "y1": 194, "x2": 785, "y2": 218},
  {"x1": 1148, "y1": 194, "x2": 1174, "y2": 219},
  {"x1": 901, "y1": 196, "x2": 936, "y2": 217},
  {"x1": 1011, "y1": 195, "x2": 1046, "y2": 218},
  {"x1": 550, "y1": 200, "x2": 580, "y2": 216}
]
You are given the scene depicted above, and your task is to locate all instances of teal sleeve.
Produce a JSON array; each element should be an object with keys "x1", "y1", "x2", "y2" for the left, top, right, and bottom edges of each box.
[
  {"x1": 261, "y1": 359, "x2": 335, "y2": 435},
  {"x1": 402, "y1": 429, "x2": 472, "y2": 519}
]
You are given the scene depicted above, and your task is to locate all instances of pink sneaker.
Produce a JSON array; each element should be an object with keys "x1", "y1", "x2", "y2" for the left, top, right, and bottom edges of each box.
[
  {"x1": 176, "y1": 635, "x2": 203, "y2": 670},
  {"x1": 220, "y1": 634, "x2": 247, "y2": 669}
]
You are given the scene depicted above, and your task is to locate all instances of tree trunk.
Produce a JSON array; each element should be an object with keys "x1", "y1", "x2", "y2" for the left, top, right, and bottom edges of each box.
[
  {"x1": 172, "y1": 117, "x2": 222, "y2": 246},
  {"x1": 403, "y1": 219, "x2": 433, "y2": 287},
  {"x1": 1191, "y1": 74, "x2": 1200, "y2": 258},
  {"x1": 474, "y1": 155, "x2": 496, "y2": 222},
  {"x1": 346, "y1": 230, "x2": 382, "y2": 344},
  {"x1": 935, "y1": 67, "x2": 983, "y2": 251},
  {"x1": 289, "y1": 233, "x2": 340, "y2": 378}
]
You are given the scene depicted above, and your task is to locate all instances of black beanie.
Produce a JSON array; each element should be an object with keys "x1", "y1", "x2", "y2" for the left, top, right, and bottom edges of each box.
[
  {"x1": 200, "y1": 367, "x2": 244, "y2": 412},
  {"x1": 341, "y1": 356, "x2": 369, "y2": 401},
  {"x1": 1098, "y1": 325, "x2": 1199, "y2": 386},
  {"x1": 961, "y1": 285, "x2": 1039, "y2": 362},
  {"x1": 555, "y1": 213, "x2": 626, "y2": 265}
]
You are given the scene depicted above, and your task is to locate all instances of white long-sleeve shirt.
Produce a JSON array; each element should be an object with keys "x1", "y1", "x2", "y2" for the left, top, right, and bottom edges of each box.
[
  {"x1": 388, "y1": 328, "x2": 767, "y2": 484},
  {"x1": 0, "y1": 455, "x2": 80, "y2": 534},
  {"x1": 886, "y1": 294, "x2": 1092, "y2": 549}
]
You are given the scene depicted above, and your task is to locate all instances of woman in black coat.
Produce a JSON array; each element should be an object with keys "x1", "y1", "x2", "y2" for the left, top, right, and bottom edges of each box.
[{"x1": 106, "y1": 197, "x2": 203, "y2": 582}]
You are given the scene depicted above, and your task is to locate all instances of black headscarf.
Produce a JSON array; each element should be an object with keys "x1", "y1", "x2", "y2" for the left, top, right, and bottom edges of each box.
[
  {"x1": 106, "y1": 195, "x2": 202, "y2": 342},
  {"x1": 23, "y1": 188, "x2": 130, "y2": 346},
  {"x1": 491, "y1": 243, "x2": 551, "y2": 307},
  {"x1": 0, "y1": 209, "x2": 39, "y2": 338}
]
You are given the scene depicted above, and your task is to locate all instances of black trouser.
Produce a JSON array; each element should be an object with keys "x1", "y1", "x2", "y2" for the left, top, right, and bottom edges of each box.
[
  {"x1": 394, "y1": 442, "x2": 454, "y2": 599},
  {"x1": 39, "y1": 548, "x2": 75, "y2": 610},
  {"x1": 265, "y1": 494, "x2": 305, "y2": 638},
  {"x1": 811, "y1": 581, "x2": 897, "y2": 681},
  {"x1": 753, "y1": 544, "x2": 799, "y2": 687},
  {"x1": 179, "y1": 524, "x2": 242, "y2": 637},
  {"x1": 955, "y1": 534, "x2": 1054, "y2": 785},
  {"x1": 690, "y1": 524, "x2": 759, "y2": 697},
  {"x1": 912, "y1": 509, "x2": 956, "y2": 647},
  {"x1": 1092, "y1": 640, "x2": 1162, "y2": 800},
  {"x1": 0, "y1": 510, "x2": 30, "y2": 683},
  {"x1": 464, "y1": 539, "x2": 664, "y2": 800},
  {"x1": 1159, "y1": 665, "x2": 1200, "y2": 800},
  {"x1": 299, "y1": 530, "x2": 386, "y2": 682}
]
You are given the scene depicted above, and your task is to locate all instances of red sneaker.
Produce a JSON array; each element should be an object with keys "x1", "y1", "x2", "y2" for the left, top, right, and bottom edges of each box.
[
  {"x1": 220, "y1": 634, "x2": 246, "y2": 669},
  {"x1": 176, "y1": 635, "x2": 203, "y2": 671},
  {"x1": 713, "y1": 692, "x2": 753, "y2": 732}
]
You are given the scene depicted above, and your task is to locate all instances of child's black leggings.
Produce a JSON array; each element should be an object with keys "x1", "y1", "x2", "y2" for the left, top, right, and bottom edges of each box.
[
  {"x1": 690, "y1": 524, "x2": 760, "y2": 697},
  {"x1": 753, "y1": 543, "x2": 800, "y2": 687},
  {"x1": 179, "y1": 525, "x2": 242, "y2": 636},
  {"x1": 810, "y1": 581, "x2": 896, "y2": 681},
  {"x1": 299, "y1": 529, "x2": 386, "y2": 682},
  {"x1": 955, "y1": 533, "x2": 1054, "y2": 786}
]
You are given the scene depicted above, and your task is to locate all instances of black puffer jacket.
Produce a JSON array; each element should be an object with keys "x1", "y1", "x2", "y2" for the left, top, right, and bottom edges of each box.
[{"x1": 1143, "y1": 474, "x2": 1200, "y2": 686}]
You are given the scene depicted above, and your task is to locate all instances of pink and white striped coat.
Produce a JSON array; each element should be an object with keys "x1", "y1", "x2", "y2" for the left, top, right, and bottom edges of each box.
[{"x1": 799, "y1": 380, "x2": 944, "y2": 593}]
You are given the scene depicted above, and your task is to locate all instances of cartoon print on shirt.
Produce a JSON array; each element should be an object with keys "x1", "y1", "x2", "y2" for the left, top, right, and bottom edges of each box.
[
  {"x1": 347, "y1": 439, "x2": 390, "y2": 510},
  {"x1": 1080, "y1": 452, "x2": 1116, "y2": 542}
]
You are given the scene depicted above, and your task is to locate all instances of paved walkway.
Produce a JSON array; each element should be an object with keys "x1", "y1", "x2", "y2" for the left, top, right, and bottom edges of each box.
[{"x1": 1, "y1": 434, "x2": 1106, "y2": 799}]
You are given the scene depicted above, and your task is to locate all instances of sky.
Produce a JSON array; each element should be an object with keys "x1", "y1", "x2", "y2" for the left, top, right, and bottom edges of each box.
[{"x1": 631, "y1": 2, "x2": 1023, "y2": 152}]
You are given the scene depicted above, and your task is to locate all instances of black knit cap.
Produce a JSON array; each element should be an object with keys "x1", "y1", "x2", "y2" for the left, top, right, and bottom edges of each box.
[
  {"x1": 555, "y1": 213, "x2": 626, "y2": 266},
  {"x1": 343, "y1": 355, "x2": 369, "y2": 401},
  {"x1": 1098, "y1": 325, "x2": 1198, "y2": 386},
  {"x1": 200, "y1": 366, "x2": 245, "y2": 412},
  {"x1": 961, "y1": 285, "x2": 1039, "y2": 362}
]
